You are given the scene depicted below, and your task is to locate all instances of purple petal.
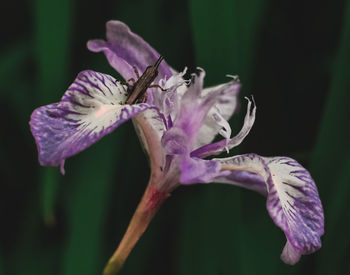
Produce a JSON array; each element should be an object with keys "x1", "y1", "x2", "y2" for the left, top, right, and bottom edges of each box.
[
  {"x1": 151, "y1": 68, "x2": 188, "y2": 122},
  {"x1": 165, "y1": 70, "x2": 240, "y2": 154},
  {"x1": 213, "y1": 169, "x2": 267, "y2": 196},
  {"x1": 161, "y1": 126, "x2": 189, "y2": 156},
  {"x1": 180, "y1": 157, "x2": 223, "y2": 184},
  {"x1": 161, "y1": 70, "x2": 207, "y2": 155},
  {"x1": 87, "y1": 20, "x2": 172, "y2": 82},
  {"x1": 30, "y1": 70, "x2": 154, "y2": 173},
  {"x1": 191, "y1": 97, "x2": 256, "y2": 158},
  {"x1": 215, "y1": 154, "x2": 324, "y2": 264}
]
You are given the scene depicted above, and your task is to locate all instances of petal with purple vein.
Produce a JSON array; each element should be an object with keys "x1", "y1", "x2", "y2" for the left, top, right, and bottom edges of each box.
[
  {"x1": 215, "y1": 154, "x2": 324, "y2": 264},
  {"x1": 30, "y1": 70, "x2": 154, "y2": 173}
]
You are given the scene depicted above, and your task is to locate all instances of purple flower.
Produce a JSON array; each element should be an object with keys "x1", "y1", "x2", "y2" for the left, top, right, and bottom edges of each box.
[{"x1": 30, "y1": 20, "x2": 324, "y2": 271}]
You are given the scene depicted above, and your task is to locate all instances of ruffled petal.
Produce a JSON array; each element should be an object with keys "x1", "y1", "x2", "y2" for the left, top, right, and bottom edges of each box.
[
  {"x1": 30, "y1": 70, "x2": 154, "y2": 173},
  {"x1": 215, "y1": 154, "x2": 324, "y2": 264},
  {"x1": 167, "y1": 70, "x2": 240, "y2": 154},
  {"x1": 87, "y1": 20, "x2": 172, "y2": 82},
  {"x1": 161, "y1": 70, "x2": 207, "y2": 154},
  {"x1": 151, "y1": 68, "x2": 188, "y2": 123},
  {"x1": 194, "y1": 80, "x2": 240, "y2": 149},
  {"x1": 162, "y1": 71, "x2": 242, "y2": 183},
  {"x1": 191, "y1": 97, "x2": 256, "y2": 158}
]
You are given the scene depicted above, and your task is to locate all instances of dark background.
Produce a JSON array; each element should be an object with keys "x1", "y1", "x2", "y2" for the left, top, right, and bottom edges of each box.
[{"x1": 1, "y1": 0, "x2": 349, "y2": 274}]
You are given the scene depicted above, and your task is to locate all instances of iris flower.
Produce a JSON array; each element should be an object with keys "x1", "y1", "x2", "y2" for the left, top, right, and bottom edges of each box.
[{"x1": 30, "y1": 20, "x2": 324, "y2": 274}]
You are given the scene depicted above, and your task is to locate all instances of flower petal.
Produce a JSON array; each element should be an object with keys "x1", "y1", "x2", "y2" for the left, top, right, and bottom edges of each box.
[
  {"x1": 211, "y1": 169, "x2": 268, "y2": 196},
  {"x1": 191, "y1": 97, "x2": 256, "y2": 158},
  {"x1": 194, "y1": 80, "x2": 240, "y2": 149},
  {"x1": 132, "y1": 108, "x2": 168, "y2": 182},
  {"x1": 180, "y1": 157, "x2": 223, "y2": 184},
  {"x1": 151, "y1": 68, "x2": 188, "y2": 122},
  {"x1": 161, "y1": 70, "x2": 207, "y2": 154},
  {"x1": 166, "y1": 70, "x2": 240, "y2": 154},
  {"x1": 30, "y1": 70, "x2": 153, "y2": 173},
  {"x1": 215, "y1": 154, "x2": 324, "y2": 264},
  {"x1": 281, "y1": 240, "x2": 302, "y2": 265},
  {"x1": 87, "y1": 20, "x2": 172, "y2": 81}
]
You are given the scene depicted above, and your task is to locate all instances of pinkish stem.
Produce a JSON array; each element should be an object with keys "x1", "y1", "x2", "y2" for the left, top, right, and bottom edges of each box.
[{"x1": 103, "y1": 184, "x2": 170, "y2": 275}]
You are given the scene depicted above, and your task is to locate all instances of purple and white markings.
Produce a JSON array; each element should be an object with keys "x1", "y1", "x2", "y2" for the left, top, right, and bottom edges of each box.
[
  {"x1": 30, "y1": 70, "x2": 153, "y2": 173},
  {"x1": 215, "y1": 154, "x2": 324, "y2": 264},
  {"x1": 29, "y1": 19, "x2": 324, "y2": 265}
]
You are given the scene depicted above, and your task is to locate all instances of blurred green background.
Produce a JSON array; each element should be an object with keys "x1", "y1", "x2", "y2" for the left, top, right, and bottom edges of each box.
[{"x1": 1, "y1": 0, "x2": 350, "y2": 274}]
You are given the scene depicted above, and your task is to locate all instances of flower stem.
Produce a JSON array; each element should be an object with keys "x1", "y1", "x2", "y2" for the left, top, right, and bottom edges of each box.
[{"x1": 103, "y1": 184, "x2": 170, "y2": 275}]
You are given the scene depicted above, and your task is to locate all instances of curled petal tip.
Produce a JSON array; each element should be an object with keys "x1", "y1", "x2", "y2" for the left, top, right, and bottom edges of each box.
[
  {"x1": 280, "y1": 241, "x2": 302, "y2": 265},
  {"x1": 225, "y1": 74, "x2": 240, "y2": 82}
]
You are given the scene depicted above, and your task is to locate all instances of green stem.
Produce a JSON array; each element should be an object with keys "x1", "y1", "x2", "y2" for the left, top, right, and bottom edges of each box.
[{"x1": 103, "y1": 184, "x2": 170, "y2": 275}]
